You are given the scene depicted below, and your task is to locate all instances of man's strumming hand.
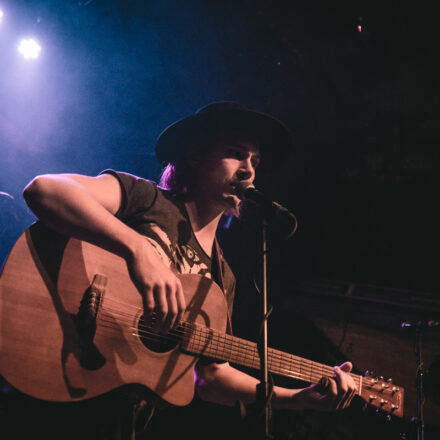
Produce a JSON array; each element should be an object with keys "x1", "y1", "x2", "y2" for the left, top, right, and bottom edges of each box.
[{"x1": 126, "y1": 238, "x2": 186, "y2": 334}]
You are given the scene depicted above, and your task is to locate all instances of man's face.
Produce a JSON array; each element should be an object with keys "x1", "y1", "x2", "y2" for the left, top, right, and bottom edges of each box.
[{"x1": 194, "y1": 133, "x2": 261, "y2": 212}]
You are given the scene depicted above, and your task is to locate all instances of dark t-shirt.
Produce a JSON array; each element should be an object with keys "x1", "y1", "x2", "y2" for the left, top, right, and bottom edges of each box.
[{"x1": 102, "y1": 170, "x2": 236, "y2": 328}]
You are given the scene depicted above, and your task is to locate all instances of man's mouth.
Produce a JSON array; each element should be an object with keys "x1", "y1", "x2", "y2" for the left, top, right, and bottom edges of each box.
[{"x1": 230, "y1": 181, "x2": 252, "y2": 196}]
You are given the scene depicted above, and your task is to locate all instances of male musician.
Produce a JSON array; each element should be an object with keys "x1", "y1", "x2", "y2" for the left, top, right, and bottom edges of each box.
[{"x1": 20, "y1": 102, "x2": 357, "y2": 438}]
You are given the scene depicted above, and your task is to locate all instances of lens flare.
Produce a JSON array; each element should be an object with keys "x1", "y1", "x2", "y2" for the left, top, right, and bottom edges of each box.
[{"x1": 18, "y1": 38, "x2": 41, "y2": 59}]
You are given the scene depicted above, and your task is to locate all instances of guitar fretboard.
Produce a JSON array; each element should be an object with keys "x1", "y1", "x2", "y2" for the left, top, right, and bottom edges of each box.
[{"x1": 181, "y1": 323, "x2": 362, "y2": 394}]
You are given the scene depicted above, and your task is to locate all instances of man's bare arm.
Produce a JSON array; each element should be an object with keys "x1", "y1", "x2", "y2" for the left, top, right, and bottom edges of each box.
[
  {"x1": 195, "y1": 361, "x2": 357, "y2": 411},
  {"x1": 24, "y1": 174, "x2": 139, "y2": 258},
  {"x1": 23, "y1": 174, "x2": 186, "y2": 332}
]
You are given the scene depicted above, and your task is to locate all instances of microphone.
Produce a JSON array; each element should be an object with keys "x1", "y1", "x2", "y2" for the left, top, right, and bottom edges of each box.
[{"x1": 235, "y1": 181, "x2": 298, "y2": 239}]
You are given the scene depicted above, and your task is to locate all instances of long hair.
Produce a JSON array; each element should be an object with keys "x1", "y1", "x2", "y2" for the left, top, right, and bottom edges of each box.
[
  {"x1": 159, "y1": 162, "x2": 183, "y2": 192},
  {"x1": 158, "y1": 131, "x2": 211, "y2": 193}
]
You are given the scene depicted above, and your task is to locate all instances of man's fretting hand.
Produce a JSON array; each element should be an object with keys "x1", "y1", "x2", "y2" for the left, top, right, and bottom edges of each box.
[{"x1": 295, "y1": 362, "x2": 358, "y2": 411}]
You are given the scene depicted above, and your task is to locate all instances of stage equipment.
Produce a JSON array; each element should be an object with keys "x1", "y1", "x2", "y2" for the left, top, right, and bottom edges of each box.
[
  {"x1": 424, "y1": 355, "x2": 440, "y2": 405},
  {"x1": 401, "y1": 319, "x2": 440, "y2": 440}
]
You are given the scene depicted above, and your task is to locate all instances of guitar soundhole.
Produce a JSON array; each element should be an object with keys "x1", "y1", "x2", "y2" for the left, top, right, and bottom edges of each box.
[{"x1": 138, "y1": 315, "x2": 179, "y2": 353}]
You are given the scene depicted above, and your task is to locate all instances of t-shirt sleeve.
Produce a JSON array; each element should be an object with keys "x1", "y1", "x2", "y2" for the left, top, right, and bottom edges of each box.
[{"x1": 100, "y1": 169, "x2": 158, "y2": 221}]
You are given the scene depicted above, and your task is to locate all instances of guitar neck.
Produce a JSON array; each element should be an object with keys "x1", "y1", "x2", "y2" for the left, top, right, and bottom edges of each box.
[{"x1": 181, "y1": 323, "x2": 363, "y2": 394}]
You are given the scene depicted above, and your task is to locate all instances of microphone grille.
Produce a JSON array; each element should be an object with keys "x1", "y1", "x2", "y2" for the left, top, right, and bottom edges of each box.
[{"x1": 235, "y1": 181, "x2": 255, "y2": 199}]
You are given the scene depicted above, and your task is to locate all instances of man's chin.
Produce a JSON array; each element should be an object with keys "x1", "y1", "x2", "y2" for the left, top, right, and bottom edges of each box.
[
  {"x1": 223, "y1": 195, "x2": 241, "y2": 216},
  {"x1": 224, "y1": 194, "x2": 240, "y2": 207}
]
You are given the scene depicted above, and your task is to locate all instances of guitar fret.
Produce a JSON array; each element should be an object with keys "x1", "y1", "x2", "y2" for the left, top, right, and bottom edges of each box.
[
  {"x1": 290, "y1": 353, "x2": 299, "y2": 379},
  {"x1": 220, "y1": 332, "x2": 226, "y2": 359},
  {"x1": 290, "y1": 355, "x2": 303, "y2": 379},
  {"x1": 247, "y1": 339, "x2": 257, "y2": 368},
  {"x1": 225, "y1": 333, "x2": 233, "y2": 361},
  {"x1": 278, "y1": 350, "x2": 284, "y2": 375},
  {"x1": 208, "y1": 328, "x2": 218, "y2": 358}
]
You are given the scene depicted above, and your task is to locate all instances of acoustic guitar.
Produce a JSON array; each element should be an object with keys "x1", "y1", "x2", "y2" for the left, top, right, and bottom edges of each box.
[{"x1": 0, "y1": 223, "x2": 404, "y2": 417}]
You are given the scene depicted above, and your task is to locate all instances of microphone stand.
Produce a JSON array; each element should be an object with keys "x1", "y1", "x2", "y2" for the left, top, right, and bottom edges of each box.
[
  {"x1": 255, "y1": 216, "x2": 274, "y2": 440},
  {"x1": 402, "y1": 321, "x2": 430, "y2": 440},
  {"x1": 234, "y1": 183, "x2": 298, "y2": 439}
]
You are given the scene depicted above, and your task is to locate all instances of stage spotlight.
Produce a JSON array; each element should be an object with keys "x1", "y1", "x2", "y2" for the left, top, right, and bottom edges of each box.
[
  {"x1": 0, "y1": 10, "x2": 4, "y2": 24},
  {"x1": 18, "y1": 39, "x2": 41, "y2": 59}
]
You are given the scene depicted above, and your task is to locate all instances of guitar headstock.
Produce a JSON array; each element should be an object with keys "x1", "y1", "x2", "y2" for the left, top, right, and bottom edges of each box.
[{"x1": 359, "y1": 375, "x2": 404, "y2": 418}]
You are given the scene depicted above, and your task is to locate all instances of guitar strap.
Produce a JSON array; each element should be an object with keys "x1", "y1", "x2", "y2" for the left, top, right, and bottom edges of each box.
[{"x1": 212, "y1": 237, "x2": 233, "y2": 334}]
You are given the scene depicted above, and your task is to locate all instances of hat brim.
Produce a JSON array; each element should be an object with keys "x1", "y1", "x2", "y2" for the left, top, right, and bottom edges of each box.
[{"x1": 155, "y1": 108, "x2": 293, "y2": 172}]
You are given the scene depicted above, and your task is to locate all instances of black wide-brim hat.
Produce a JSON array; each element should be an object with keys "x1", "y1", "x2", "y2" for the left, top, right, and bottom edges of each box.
[{"x1": 155, "y1": 102, "x2": 293, "y2": 172}]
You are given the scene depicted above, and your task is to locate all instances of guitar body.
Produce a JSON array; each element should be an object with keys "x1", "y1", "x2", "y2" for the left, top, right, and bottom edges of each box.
[{"x1": 0, "y1": 223, "x2": 228, "y2": 406}]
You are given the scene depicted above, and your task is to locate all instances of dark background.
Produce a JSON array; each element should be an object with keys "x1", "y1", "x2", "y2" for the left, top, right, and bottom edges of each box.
[{"x1": 1, "y1": 1, "x2": 439, "y2": 439}]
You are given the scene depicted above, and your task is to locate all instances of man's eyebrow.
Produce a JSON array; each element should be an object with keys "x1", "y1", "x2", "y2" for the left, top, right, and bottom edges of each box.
[{"x1": 230, "y1": 143, "x2": 261, "y2": 158}]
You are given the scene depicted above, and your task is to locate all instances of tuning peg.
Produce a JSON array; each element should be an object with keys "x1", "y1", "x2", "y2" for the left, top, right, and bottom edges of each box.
[
  {"x1": 387, "y1": 378, "x2": 393, "y2": 383},
  {"x1": 379, "y1": 376, "x2": 384, "y2": 381},
  {"x1": 386, "y1": 414, "x2": 392, "y2": 422}
]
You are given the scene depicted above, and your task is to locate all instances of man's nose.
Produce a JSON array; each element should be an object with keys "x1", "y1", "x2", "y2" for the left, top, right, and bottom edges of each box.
[{"x1": 237, "y1": 159, "x2": 254, "y2": 180}]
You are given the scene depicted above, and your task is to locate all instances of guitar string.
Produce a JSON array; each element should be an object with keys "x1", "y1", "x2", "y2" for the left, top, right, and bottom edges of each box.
[
  {"x1": 95, "y1": 309, "x2": 362, "y2": 388},
  {"x1": 96, "y1": 301, "x2": 362, "y2": 386},
  {"x1": 98, "y1": 299, "x2": 342, "y2": 380},
  {"x1": 93, "y1": 321, "x2": 350, "y2": 386},
  {"x1": 96, "y1": 315, "x2": 312, "y2": 381},
  {"x1": 93, "y1": 322, "x2": 392, "y2": 411},
  {"x1": 93, "y1": 316, "x2": 396, "y2": 412},
  {"x1": 73, "y1": 294, "x2": 363, "y2": 388},
  {"x1": 97, "y1": 308, "x2": 337, "y2": 381},
  {"x1": 99, "y1": 297, "x2": 340, "y2": 379},
  {"x1": 96, "y1": 320, "x2": 388, "y2": 409}
]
